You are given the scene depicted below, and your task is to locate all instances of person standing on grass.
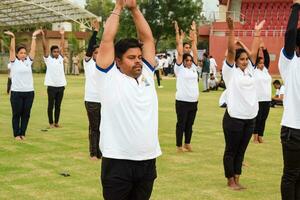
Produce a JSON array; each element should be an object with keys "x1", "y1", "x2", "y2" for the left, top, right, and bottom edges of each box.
[
  {"x1": 174, "y1": 21, "x2": 199, "y2": 153},
  {"x1": 84, "y1": 19, "x2": 102, "y2": 160},
  {"x1": 252, "y1": 40, "x2": 271, "y2": 144},
  {"x1": 202, "y1": 53, "x2": 210, "y2": 92},
  {"x1": 41, "y1": 28, "x2": 67, "y2": 129},
  {"x1": 279, "y1": 1, "x2": 300, "y2": 199},
  {"x1": 94, "y1": 0, "x2": 161, "y2": 199},
  {"x1": 222, "y1": 16, "x2": 264, "y2": 190},
  {"x1": 5, "y1": 29, "x2": 42, "y2": 141}
]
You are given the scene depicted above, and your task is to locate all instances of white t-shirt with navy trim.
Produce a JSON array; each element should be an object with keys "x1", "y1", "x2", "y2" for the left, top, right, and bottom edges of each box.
[
  {"x1": 44, "y1": 55, "x2": 67, "y2": 87},
  {"x1": 10, "y1": 57, "x2": 34, "y2": 92},
  {"x1": 278, "y1": 48, "x2": 300, "y2": 129},
  {"x1": 174, "y1": 63, "x2": 199, "y2": 102},
  {"x1": 84, "y1": 58, "x2": 101, "y2": 103},
  {"x1": 254, "y1": 67, "x2": 272, "y2": 102},
  {"x1": 222, "y1": 60, "x2": 258, "y2": 119},
  {"x1": 92, "y1": 59, "x2": 162, "y2": 161}
]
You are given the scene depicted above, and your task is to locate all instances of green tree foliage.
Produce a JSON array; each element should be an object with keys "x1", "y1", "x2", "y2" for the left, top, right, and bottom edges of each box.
[{"x1": 86, "y1": 0, "x2": 205, "y2": 51}]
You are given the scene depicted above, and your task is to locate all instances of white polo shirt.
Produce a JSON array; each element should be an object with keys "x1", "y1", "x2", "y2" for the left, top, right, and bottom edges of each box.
[
  {"x1": 254, "y1": 67, "x2": 272, "y2": 102},
  {"x1": 222, "y1": 60, "x2": 258, "y2": 119},
  {"x1": 44, "y1": 55, "x2": 67, "y2": 87},
  {"x1": 278, "y1": 49, "x2": 300, "y2": 129},
  {"x1": 83, "y1": 58, "x2": 101, "y2": 103},
  {"x1": 275, "y1": 85, "x2": 285, "y2": 96},
  {"x1": 93, "y1": 59, "x2": 162, "y2": 161},
  {"x1": 10, "y1": 57, "x2": 34, "y2": 92},
  {"x1": 174, "y1": 63, "x2": 199, "y2": 102}
]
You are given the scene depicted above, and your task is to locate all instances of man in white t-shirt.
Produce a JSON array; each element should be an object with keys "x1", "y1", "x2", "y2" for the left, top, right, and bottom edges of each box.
[
  {"x1": 94, "y1": 0, "x2": 161, "y2": 199},
  {"x1": 41, "y1": 28, "x2": 67, "y2": 128},
  {"x1": 209, "y1": 55, "x2": 218, "y2": 77},
  {"x1": 271, "y1": 79, "x2": 284, "y2": 107},
  {"x1": 279, "y1": 1, "x2": 300, "y2": 199}
]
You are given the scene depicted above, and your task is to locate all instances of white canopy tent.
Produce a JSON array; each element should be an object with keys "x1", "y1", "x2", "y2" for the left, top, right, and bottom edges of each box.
[{"x1": 0, "y1": 0, "x2": 99, "y2": 30}]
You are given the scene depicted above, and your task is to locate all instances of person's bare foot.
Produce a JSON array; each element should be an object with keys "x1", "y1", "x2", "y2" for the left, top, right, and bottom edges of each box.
[
  {"x1": 258, "y1": 136, "x2": 264, "y2": 143},
  {"x1": 227, "y1": 177, "x2": 241, "y2": 190},
  {"x1": 90, "y1": 156, "x2": 98, "y2": 161},
  {"x1": 183, "y1": 144, "x2": 193, "y2": 152},
  {"x1": 48, "y1": 124, "x2": 55, "y2": 129},
  {"x1": 54, "y1": 124, "x2": 62, "y2": 128},
  {"x1": 253, "y1": 134, "x2": 259, "y2": 143},
  {"x1": 177, "y1": 146, "x2": 186, "y2": 153},
  {"x1": 21, "y1": 136, "x2": 26, "y2": 140},
  {"x1": 15, "y1": 136, "x2": 22, "y2": 141},
  {"x1": 234, "y1": 175, "x2": 247, "y2": 190}
]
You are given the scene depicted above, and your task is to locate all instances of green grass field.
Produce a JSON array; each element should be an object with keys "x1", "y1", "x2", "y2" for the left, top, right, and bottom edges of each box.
[{"x1": 0, "y1": 74, "x2": 284, "y2": 200}]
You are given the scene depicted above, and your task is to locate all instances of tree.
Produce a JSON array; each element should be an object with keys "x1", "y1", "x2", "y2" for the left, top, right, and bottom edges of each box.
[{"x1": 85, "y1": 0, "x2": 205, "y2": 51}]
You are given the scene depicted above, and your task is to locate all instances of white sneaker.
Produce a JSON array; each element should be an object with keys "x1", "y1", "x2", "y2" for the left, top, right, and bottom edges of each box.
[{"x1": 158, "y1": 85, "x2": 164, "y2": 88}]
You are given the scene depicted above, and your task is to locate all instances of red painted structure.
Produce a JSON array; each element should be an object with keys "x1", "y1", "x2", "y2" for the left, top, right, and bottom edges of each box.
[{"x1": 202, "y1": 0, "x2": 293, "y2": 74}]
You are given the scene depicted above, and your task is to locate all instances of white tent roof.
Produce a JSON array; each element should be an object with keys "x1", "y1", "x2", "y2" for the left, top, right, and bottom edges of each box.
[{"x1": 0, "y1": 0, "x2": 99, "y2": 30}]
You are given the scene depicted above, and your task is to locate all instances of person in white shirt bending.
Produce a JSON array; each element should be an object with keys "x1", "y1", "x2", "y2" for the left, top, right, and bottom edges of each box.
[
  {"x1": 174, "y1": 20, "x2": 199, "y2": 152},
  {"x1": 5, "y1": 29, "x2": 42, "y2": 140},
  {"x1": 41, "y1": 28, "x2": 67, "y2": 128},
  {"x1": 222, "y1": 16, "x2": 264, "y2": 190},
  {"x1": 94, "y1": 0, "x2": 161, "y2": 199},
  {"x1": 271, "y1": 79, "x2": 285, "y2": 107}
]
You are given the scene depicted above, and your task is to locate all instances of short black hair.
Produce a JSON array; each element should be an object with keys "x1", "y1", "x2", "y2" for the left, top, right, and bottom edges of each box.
[
  {"x1": 235, "y1": 48, "x2": 248, "y2": 61},
  {"x1": 114, "y1": 38, "x2": 143, "y2": 59},
  {"x1": 16, "y1": 45, "x2": 26, "y2": 53},
  {"x1": 183, "y1": 42, "x2": 190, "y2": 47},
  {"x1": 50, "y1": 45, "x2": 59, "y2": 53},
  {"x1": 203, "y1": 53, "x2": 208, "y2": 58},
  {"x1": 182, "y1": 53, "x2": 193, "y2": 62},
  {"x1": 273, "y1": 80, "x2": 281, "y2": 85}
]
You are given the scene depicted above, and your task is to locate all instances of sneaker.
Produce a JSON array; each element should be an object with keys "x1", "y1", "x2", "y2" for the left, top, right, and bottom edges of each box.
[{"x1": 158, "y1": 85, "x2": 164, "y2": 88}]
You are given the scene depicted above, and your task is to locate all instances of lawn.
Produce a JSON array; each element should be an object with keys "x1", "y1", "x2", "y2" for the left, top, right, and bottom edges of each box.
[{"x1": 0, "y1": 74, "x2": 283, "y2": 200}]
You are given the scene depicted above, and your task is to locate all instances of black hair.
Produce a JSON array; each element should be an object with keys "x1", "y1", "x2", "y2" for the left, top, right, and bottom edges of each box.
[
  {"x1": 273, "y1": 80, "x2": 281, "y2": 85},
  {"x1": 297, "y1": 28, "x2": 300, "y2": 47},
  {"x1": 114, "y1": 38, "x2": 143, "y2": 59},
  {"x1": 203, "y1": 53, "x2": 208, "y2": 58},
  {"x1": 256, "y1": 56, "x2": 264, "y2": 66},
  {"x1": 92, "y1": 44, "x2": 99, "y2": 53},
  {"x1": 235, "y1": 48, "x2": 248, "y2": 61},
  {"x1": 16, "y1": 45, "x2": 26, "y2": 53},
  {"x1": 183, "y1": 42, "x2": 190, "y2": 47},
  {"x1": 182, "y1": 53, "x2": 193, "y2": 62},
  {"x1": 50, "y1": 45, "x2": 59, "y2": 53}
]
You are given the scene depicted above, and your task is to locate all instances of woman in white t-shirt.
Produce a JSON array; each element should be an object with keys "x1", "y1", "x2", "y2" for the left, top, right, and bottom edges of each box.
[
  {"x1": 253, "y1": 42, "x2": 272, "y2": 143},
  {"x1": 4, "y1": 30, "x2": 42, "y2": 141},
  {"x1": 174, "y1": 21, "x2": 199, "y2": 152},
  {"x1": 222, "y1": 17, "x2": 264, "y2": 190}
]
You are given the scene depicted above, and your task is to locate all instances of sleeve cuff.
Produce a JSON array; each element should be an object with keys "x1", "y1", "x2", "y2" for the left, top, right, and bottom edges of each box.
[
  {"x1": 96, "y1": 62, "x2": 114, "y2": 73},
  {"x1": 142, "y1": 58, "x2": 155, "y2": 72},
  {"x1": 225, "y1": 60, "x2": 234, "y2": 68}
]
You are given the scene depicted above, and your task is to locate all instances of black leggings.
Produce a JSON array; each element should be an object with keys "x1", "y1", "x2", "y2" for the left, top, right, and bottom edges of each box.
[
  {"x1": 85, "y1": 101, "x2": 101, "y2": 158},
  {"x1": 47, "y1": 86, "x2": 65, "y2": 124},
  {"x1": 175, "y1": 100, "x2": 198, "y2": 147},
  {"x1": 223, "y1": 110, "x2": 255, "y2": 178},
  {"x1": 10, "y1": 91, "x2": 34, "y2": 137},
  {"x1": 281, "y1": 126, "x2": 300, "y2": 200},
  {"x1": 254, "y1": 101, "x2": 270, "y2": 136},
  {"x1": 154, "y1": 70, "x2": 161, "y2": 86}
]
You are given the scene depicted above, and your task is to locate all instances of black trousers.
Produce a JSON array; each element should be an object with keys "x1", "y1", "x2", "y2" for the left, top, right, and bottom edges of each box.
[
  {"x1": 154, "y1": 70, "x2": 161, "y2": 86},
  {"x1": 7, "y1": 78, "x2": 11, "y2": 94},
  {"x1": 10, "y1": 91, "x2": 34, "y2": 137},
  {"x1": 101, "y1": 158, "x2": 157, "y2": 200},
  {"x1": 175, "y1": 100, "x2": 198, "y2": 147},
  {"x1": 254, "y1": 101, "x2": 270, "y2": 136},
  {"x1": 85, "y1": 101, "x2": 101, "y2": 158},
  {"x1": 223, "y1": 110, "x2": 255, "y2": 178},
  {"x1": 47, "y1": 86, "x2": 65, "y2": 124},
  {"x1": 281, "y1": 126, "x2": 300, "y2": 200}
]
